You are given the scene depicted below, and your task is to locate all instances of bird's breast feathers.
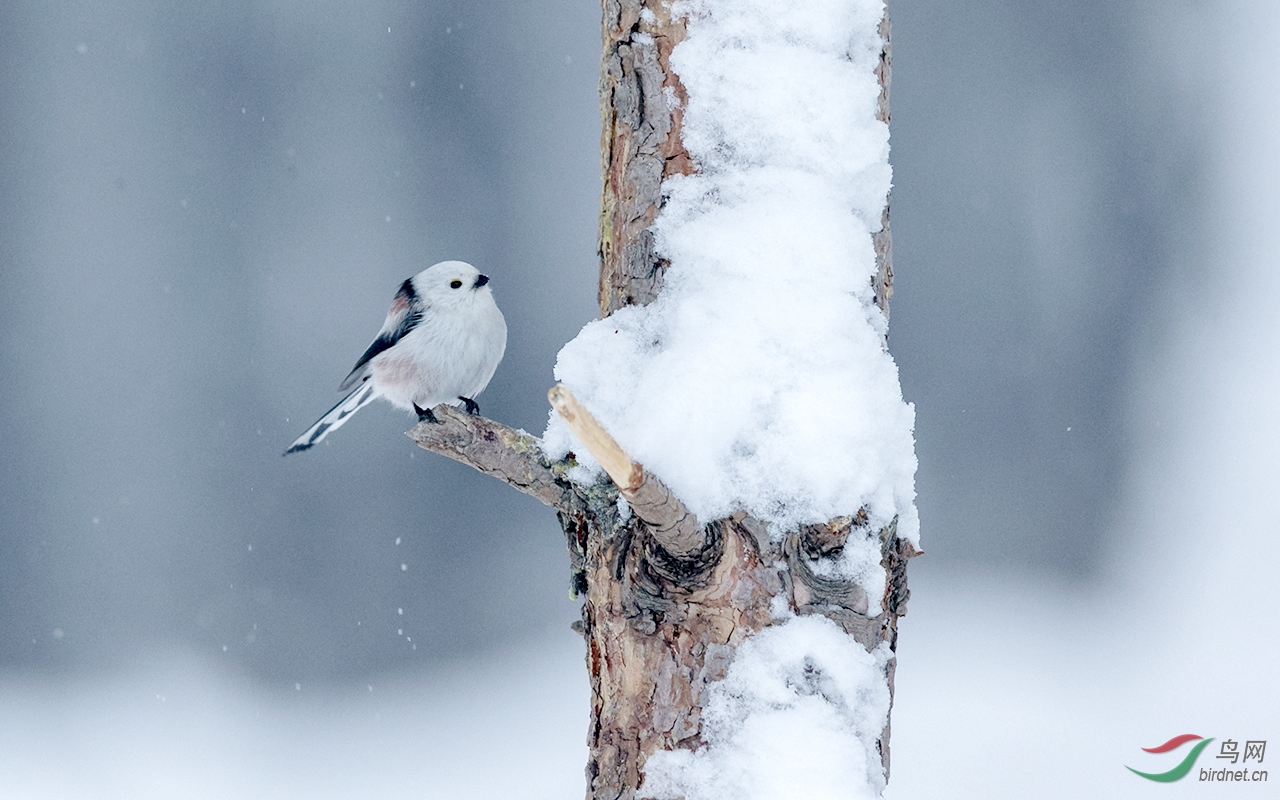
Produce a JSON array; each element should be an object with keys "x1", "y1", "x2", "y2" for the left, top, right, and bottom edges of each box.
[{"x1": 368, "y1": 297, "x2": 505, "y2": 410}]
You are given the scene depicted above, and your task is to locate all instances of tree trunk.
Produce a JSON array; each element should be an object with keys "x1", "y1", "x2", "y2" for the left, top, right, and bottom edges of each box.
[
  {"x1": 409, "y1": 3, "x2": 912, "y2": 798},
  {"x1": 579, "y1": 2, "x2": 910, "y2": 797}
]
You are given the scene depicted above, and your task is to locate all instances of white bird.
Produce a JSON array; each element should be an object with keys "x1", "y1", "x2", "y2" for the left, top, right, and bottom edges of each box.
[{"x1": 285, "y1": 260, "x2": 507, "y2": 455}]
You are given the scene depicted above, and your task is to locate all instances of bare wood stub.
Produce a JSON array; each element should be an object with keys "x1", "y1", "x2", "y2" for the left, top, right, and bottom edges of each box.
[
  {"x1": 548, "y1": 384, "x2": 708, "y2": 559},
  {"x1": 548, "y1": 384, "x2": 642, "y2": 492}
]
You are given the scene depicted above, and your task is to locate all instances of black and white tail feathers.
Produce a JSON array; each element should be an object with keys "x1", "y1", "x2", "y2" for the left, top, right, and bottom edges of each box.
[{"x1": 283, "y1": 382, "x2": 378, "y2": 455}]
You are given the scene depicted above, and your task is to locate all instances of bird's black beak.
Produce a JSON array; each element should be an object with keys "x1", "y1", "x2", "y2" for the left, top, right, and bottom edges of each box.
[{"x1": 473, "y1": 274, "x2": 490, "y2": 288}]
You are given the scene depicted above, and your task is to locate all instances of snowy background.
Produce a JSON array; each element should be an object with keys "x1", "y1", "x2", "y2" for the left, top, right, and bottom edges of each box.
[{"x1": 0, "y1": 0, "x2": 1275, "y2": 798}]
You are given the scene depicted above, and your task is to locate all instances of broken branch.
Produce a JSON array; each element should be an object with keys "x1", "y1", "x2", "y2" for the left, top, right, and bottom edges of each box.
[
  {"x1": 406, "y1": 404, "x2": 571, "y2": 510},
  {"x1": 548, "y1": 384, "x2": 707, "y2": 558}
]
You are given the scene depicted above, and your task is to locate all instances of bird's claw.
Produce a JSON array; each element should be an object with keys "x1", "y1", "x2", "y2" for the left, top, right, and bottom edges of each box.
[
  {"x1": 414, "y1": 403, "x2": 441, "y2": 424},
  {"x1": 459, "y1": 396, "x2": 480, "y2": 416}
]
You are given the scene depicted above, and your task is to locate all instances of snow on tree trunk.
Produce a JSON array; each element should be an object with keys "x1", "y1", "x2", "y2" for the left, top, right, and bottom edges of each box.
[
  {"x1": 551, "y1": 1, "x2": 915, "y2": 797},
  {"x1": 410, "y1": 1, "x2": 916, "y2": 798}
]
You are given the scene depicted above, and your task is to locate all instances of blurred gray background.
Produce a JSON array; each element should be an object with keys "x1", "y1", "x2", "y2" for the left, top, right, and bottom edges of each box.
[
  {"x1": 1, "y1": 0, "x2": 601, "y2": 681},
  {"x1": 6, "y1": 1, "x2": 1271, "y2": 797},
  {"x1": 0, "y1": 0, "x2": 1194, "y2": 679},
  {"x1": 890, "y1": 1, "x2": 1202, "y2": 575}
]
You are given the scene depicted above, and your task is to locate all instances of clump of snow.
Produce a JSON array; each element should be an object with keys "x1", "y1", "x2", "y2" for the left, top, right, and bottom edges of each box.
[
  {"x1": 641, "y1": 615, "x2": 892, "y2": 800},
  {"x1": 543, "y1": 0, "x2": 917, "y2": 548}
]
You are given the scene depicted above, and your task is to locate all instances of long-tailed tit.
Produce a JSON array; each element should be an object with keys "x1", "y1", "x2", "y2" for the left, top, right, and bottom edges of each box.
[{"x1": 285, "y1": 260, "x2": 507, "y2": 455}]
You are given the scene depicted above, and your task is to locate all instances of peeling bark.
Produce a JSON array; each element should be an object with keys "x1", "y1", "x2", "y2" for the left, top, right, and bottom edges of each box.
[
  {"x1": 873, "y1": 14, "x2": 895, "y2": 322},
  {"x1": 576, "y1": 513, "x2": 778, "y2": 798},
  {"x1": 599, "y1": 0, "x2": 694, "y2": 316}
]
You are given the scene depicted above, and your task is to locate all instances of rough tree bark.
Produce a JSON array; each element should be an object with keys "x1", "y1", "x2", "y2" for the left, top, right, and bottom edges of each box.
[{"x1": 407, "y1": 3, "x2": 914, "y2": 799}]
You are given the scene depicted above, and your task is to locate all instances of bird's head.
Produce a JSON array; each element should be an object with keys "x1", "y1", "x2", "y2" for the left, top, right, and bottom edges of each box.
[{"x1": 413, "y1": 260, "x2": 495, "y2": 310}]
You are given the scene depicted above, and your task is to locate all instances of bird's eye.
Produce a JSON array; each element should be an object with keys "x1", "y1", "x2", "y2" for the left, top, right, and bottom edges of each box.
[{"x1": 450, "y1": 279, "x2": 462, "y2": 289}]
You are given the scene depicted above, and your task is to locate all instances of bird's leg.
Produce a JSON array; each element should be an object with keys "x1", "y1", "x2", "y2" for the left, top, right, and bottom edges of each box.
[
  {"x1": 414, "y1": 403, "x2": 441, "y2": 424},
  {"x1": 459, "y1": 396, "x2": 481, "y2": 416}
]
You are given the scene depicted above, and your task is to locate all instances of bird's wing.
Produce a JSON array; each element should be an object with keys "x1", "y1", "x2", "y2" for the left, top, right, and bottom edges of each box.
[{"x1": 338, "y1": 278, "x2": 425, "y2": 391}]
